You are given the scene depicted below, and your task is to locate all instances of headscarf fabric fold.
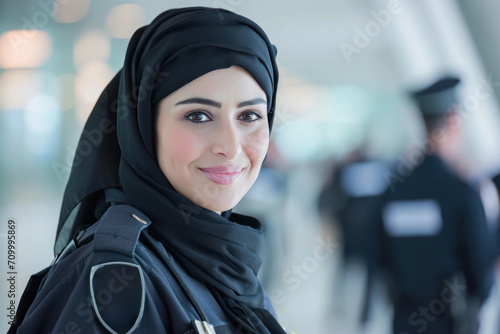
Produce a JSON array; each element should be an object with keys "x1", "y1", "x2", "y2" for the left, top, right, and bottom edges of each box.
[{"x1": 55, "y1": 6, "x2": 282, "y2": 334}]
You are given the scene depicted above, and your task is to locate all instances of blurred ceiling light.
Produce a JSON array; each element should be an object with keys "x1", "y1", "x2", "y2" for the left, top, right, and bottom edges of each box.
[
  {"x1": 74, "y1": 31, "x2": 111, "y2": 68},
  {"x1": 48, "y1": 73, "x2": 76, "y2": 111},
  {"x1": 0, "y1": 30, "x2": 52, "y2": 69},
  {"x1": 74, "y1": 60, "x2": 114, "y2": 124},
  {"x1": 53, "y1": 0, "x2": 90, "y2": 23},
  {"x1": 0, "y1": 70, "x2": 43, "y2": 111},
  {"x1": 106, "y1": 4, "x2": 145, "y2": 39}
]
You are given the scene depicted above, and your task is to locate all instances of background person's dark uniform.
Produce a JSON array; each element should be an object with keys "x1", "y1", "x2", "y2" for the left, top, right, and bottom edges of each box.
[
  {"x1": 319, "y1": 152, "x2": 388, "y2": 266},
  {"x1": 318, "y1": 152, "x2": 389, "y2": 325},
  {"x1": 375, "y1": 77, "x2": 495, "y2": 334}
]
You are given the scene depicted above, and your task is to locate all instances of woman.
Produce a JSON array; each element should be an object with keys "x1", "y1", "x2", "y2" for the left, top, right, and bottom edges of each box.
[{"x1": 11, "y1": 7, "x2": 284, "y2": 334}]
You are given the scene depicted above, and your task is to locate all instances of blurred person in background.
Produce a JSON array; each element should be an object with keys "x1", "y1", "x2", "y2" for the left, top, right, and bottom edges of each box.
[
  {"x1": 318, "y1": 145, "x2": 389, "y2": 331},
  {"x1": 9, "y1": 7, "x2": 286, "y2": 334},
  {"x1": 375, "y1": 76, "x2": 495, "y2": 334}
]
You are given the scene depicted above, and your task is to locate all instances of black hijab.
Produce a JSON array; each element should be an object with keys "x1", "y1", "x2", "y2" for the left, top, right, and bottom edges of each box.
[{"x1": 55, "y1": 6, "x2": 282, "y2": 334}]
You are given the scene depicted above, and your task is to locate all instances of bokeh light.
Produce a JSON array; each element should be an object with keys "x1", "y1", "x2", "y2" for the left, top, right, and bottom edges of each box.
[
  {"x1": 106, "y1": 4, "x2": 145, "y2": 39},
  {"x1": 73, "y1": 30, "x2": 111, "y2": 68},
  {"x1": 48, "y1": 73, "x2": 76, "y2": 111},
  {"x1": 74, "y1": 60, "x2": 114, "y2": 125},
  {"x1": 0, "y1": 70, "x2": 44, "y2": 111},
  {"x1": 24, "y1": 94, "x2": 61, "y2": 157},
  {"x1": 0, "y1": 30, "x2": 53, "y2": 69},
  {"x1": 52, "y1": 0, "x2": 91, "y2": 24}
]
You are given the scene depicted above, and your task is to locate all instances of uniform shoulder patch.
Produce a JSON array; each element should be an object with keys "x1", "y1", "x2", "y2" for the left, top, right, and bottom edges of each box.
[{"x1": 90, "y1": 262, "x2": 145, "y2": 334}]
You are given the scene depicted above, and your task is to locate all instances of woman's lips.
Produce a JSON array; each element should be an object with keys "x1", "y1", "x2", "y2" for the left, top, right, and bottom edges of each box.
[{"x1": 199, "y1": 166, "x2": 244, "y2": 185}]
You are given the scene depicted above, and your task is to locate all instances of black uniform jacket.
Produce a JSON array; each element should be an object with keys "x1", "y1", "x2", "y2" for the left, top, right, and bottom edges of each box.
[
  {"x1": 13, "y1": 204, "x2": 276, "y2": 334},
  {"x1": 378, "y1": 154, "x2": 495, "y2": 306}
]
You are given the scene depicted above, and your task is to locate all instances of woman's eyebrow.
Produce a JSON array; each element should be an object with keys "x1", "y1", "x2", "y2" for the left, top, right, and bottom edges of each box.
[
  {"x1": 175, "y1": 97, "x2": 267, "y2": 109},
  {"x1": 237, "y1": 98, "x2": 267, "y2": 108},
  {"x1": 175, "y1": 97, "x2": 221, "y2": 108}
]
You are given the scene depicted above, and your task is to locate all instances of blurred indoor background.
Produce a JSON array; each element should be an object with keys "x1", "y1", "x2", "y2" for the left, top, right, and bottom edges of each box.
[{"x1": 2, "y1": 0, "x2": 500, "y2": 333}]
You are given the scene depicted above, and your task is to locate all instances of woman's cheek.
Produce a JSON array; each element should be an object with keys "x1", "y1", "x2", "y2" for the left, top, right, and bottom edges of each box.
[
  {"x1": 167, "y1": 127, "x2": 205, "y2": 162},
  {"x1": 244, "y1": 127, "x2": 269, "y2": 164}
]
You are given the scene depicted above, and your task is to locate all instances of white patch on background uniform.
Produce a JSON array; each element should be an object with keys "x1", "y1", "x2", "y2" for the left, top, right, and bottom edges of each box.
[
  {"x1": 383, "y1": 200, "x2": 442, "y2": 237},
  {"x1": 340, "y1": 161, "x2": 388, "y2": 198}
]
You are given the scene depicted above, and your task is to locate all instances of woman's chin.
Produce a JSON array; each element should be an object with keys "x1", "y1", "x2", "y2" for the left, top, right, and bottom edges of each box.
[
  {"x1": 203, "y1": 203, "x2": 236, "y2": 214},
  {"x1": 195, "y1": 197, "x2": 240, "y2": 214}
]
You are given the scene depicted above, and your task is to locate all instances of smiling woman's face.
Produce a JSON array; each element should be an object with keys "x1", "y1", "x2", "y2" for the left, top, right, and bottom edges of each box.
[{"x1": 155, "y1": 66, "x2": 270, "y2": 213}]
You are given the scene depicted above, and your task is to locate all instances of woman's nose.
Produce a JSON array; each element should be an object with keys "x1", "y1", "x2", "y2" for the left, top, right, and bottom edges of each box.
[{"x1": 211, "y1": 121, "x2": 243, "y2": 160}]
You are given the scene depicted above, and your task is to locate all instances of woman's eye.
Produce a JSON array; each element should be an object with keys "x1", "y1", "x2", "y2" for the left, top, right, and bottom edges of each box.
[
  {"x1": 238, "y1": 111, "x2": 263, "y2": 123},
  {"x1": 186, "y1": 111, "x2": 211, "y2": 123}
]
